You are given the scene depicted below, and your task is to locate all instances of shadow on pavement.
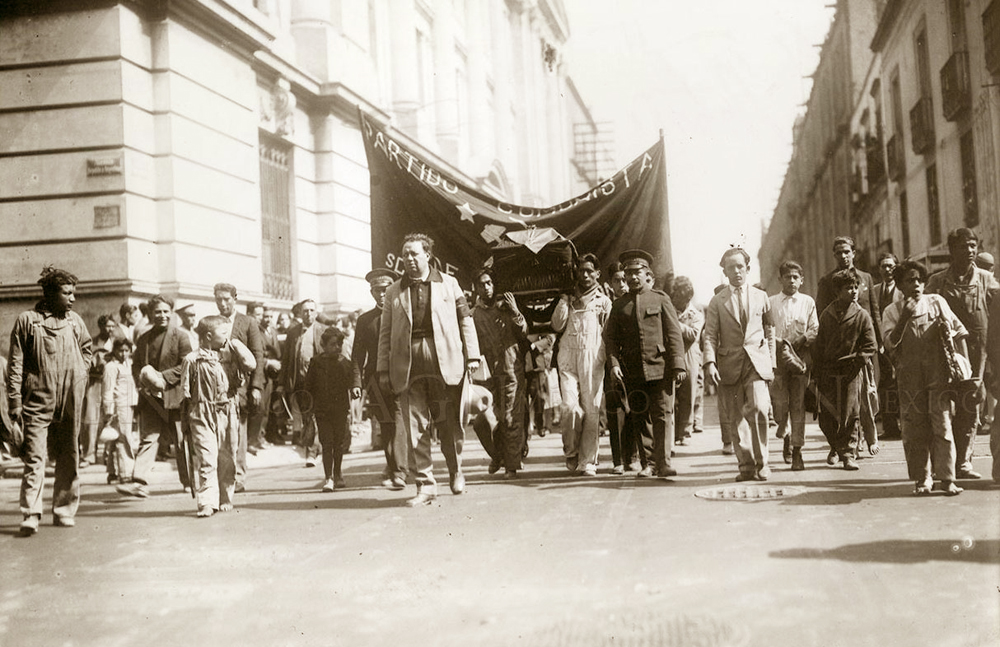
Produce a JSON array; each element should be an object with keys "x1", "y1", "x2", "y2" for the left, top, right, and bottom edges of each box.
[{"x1": 770, "y1": 538, "x2": 1000, "y2": 564}]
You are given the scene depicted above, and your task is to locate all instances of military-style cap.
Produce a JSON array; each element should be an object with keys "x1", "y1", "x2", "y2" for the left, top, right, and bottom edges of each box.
[
  {"x1": 175, "y1": 301, "x2": 196, "y2": 314},
  {"x1": 365, "y1": 268, "x2": 399, "y2": 286},
  {"x1": 618, "y1": 249, "x2": 653, "y2": 270}
]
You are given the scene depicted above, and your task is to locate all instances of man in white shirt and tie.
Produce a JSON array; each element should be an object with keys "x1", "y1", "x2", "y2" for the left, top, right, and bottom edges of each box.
[
  {"x1": 703, "y1": 248, "x2": 776, "y2": 482},
  {"x1": 873, "y1": 252, "x2": 902, "y2": 439},
  {"x1": 768, "y1": 261, "x2": 818, "y2": 470}
]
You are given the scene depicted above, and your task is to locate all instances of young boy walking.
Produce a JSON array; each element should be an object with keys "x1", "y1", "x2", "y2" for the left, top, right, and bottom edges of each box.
[
  {"x1": 102, "y1": 337, "x2": 137, "y2": 484},
  {"x1": 180, "y1": 315, "x2": 256, "y2": 517},
  {"x1": 306, "y1": 327, "x2": 361, "y2": 492},
  {"x1": 814, "y1": 268, "x2": 878, "y2": 470}
]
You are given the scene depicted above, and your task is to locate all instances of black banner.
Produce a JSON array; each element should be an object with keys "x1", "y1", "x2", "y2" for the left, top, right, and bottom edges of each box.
[{"x1": 361, "y1": 111, "x2": 671, "y2": 288}]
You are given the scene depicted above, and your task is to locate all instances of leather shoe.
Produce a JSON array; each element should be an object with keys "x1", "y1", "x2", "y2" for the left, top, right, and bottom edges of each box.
[
  {"x1": 637, "y1": 466, "x2": 654, "y2": 478},
  {"x1": 20, "y1": 515, "x2": 39, "y2": 537},
  {"x1": 722, "y1": 444, "x2": 735, "y2": 455},
  {"x1": 405, "y1": 491, "x2": 436, "y2": 507},
  {"x1": 449, "y1": 471, "x2": 465, "y2": 495},
  {"x1": 782, "y1": 436, "x2": 792, "y2": 464},
  {"x1": 735, "y1": 472, "x2": 755, "y2": 482},
  {"x1": 53, "y1": 516, "x2": 75, "y2": 528},
  {"x1": 488, "y1": 459, "x2": 502, "y2": 475},
  {"x1": 826, "y1": 449, "x2": 838, "y2": 466},
  {"x1": 755, "y1": 466, "x2": 771, "y2": 481},
  {"x1": 659, "y1": 466, "x2": 677, "y2": 478},
  {"x1": 956, "y1": 468, "x2": 982, "y2": 480},
  {"x1": 842, "y1": 456, "x2": 860, "y2": 471}
]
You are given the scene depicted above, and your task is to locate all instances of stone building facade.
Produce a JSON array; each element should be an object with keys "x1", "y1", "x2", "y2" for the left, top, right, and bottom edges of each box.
[{"x1": 0, "y1": 0, "x2": 604, "y2": 341}]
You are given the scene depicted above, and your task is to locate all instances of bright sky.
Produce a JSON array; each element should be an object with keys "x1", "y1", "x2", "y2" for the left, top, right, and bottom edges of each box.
[{"x1": 565, "y1": 0, "x2": 836, "y2": 302}]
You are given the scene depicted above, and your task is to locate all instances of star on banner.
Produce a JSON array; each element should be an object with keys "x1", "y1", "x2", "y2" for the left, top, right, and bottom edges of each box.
[{"x1": 457, "y1": 202, "x2": 476, "y2": 222}]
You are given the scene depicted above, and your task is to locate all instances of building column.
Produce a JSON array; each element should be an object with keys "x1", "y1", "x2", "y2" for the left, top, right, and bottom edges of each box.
[
  {"x1": 387, "y1": 0, "x2": 419, "y2": 135},
  {"x1": 433, "y1": 0, "x2": 459, "y2": 163}
]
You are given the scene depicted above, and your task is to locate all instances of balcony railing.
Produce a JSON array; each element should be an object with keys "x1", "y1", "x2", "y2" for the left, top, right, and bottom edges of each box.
[
  {"x1": 940, "y1": 50, "x2": 971, "y2": 121},
  {"x1": 886, "y1": 134, "x2": 904, "y2": 181},
  {"x1": 909, "y1": 97, "x2": 935, "y2": 155}
]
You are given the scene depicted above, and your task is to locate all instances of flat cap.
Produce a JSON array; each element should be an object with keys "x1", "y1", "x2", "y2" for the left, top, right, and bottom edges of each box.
[
  {"x1": 976, "y1": 252, "x2": 995, "y2": 270},
  {"x1": 618, "y1": 249, "x2": 653, "y2": 269},
  {"x1": 365, "y1": 268, "x2": 400, "y2": 285},
  {"x1": 175, "y1": 301, "x2": 196, "y2": 314}
]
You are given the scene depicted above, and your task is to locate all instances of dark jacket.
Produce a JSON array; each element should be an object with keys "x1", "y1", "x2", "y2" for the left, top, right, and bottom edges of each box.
[
  {"x1": 352, "y1": 307, "x2": 381, "y2": 385},
  {"x1": 281, "y1": 321, "x2": 328, "y2": 391},
  {"x1": 605, "y1": 288, "x2": 686, "y2": 384},
  {"x1": 133, "y1": 324, "x2": 192, "y2": 410},
  {"x1": 229, "y1": 313, "x2": 266, "y2": 401},
  {"x1": 816, "y1": 267, "x2": 880, "y2": 345},
  {"x1": 305, "y1": 353, "x2": 360, "y2": 417}
]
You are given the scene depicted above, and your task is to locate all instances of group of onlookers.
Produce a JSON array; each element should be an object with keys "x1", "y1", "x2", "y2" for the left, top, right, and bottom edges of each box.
[{"x1": 6, "y1": 226, "x2": 1000, "y2": 533}]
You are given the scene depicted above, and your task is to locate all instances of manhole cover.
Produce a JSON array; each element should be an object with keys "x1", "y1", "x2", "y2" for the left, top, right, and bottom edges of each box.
[
  {"x1": 694, "y1": 485, "x2": 806, "y2": 501},
  {"x1": 532, "y1": 613, "x2": 750, "y2": 647}
]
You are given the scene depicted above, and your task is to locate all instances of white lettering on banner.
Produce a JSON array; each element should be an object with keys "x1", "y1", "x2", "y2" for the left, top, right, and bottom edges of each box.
[
  {"x1": 620, "y1": 166, "x2": 631, "y2": 188},
  {"x1": 638, "y1": 152, "x2": 653, "y2": 178},
  {"x1": 498, "y1": 203, "x2": 513, "y2": 214},
  {"x1": 442, "y1": 179, "x2": 459, "y2": 194},
  {"x1": 518, "y1": 206, "x2": 537, "y2": 218},
  {"x1": 387, "y1": 139, "x2": 402, "y2": 167},
  {"x1": 600, "y1": 181, "x2": 615, "y2": 196}
]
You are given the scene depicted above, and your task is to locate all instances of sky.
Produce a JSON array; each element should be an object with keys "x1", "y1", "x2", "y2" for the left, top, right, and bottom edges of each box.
[{"x1": 565, "y1": 0, "x2": 837, "y2": 300}]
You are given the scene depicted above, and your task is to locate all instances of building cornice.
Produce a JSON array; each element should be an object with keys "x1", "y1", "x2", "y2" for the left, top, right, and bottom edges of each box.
[{"x1": 870, "y1": 0, "x2": 902, "y2": 53}]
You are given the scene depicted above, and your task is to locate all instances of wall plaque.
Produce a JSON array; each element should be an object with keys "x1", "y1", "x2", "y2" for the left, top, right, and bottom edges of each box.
[
  {"x1": 87, "y1": 156, "x2": 123, "y2": 176},
  {"x1": 94, "y1": 205, "x2": 121, "y2": 229}
]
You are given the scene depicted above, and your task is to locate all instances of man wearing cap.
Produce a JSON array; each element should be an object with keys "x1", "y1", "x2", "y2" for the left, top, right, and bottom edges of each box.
[
  {"x1": 703, "y1": 248, "x2": 776, "y2": 481},
  {"x1": 377, "y1": 233, "x2": 480, "y2": 506},
  {"x1": 176, "y1": 302, "x2": 199, "y2": 350},
  {"x1": 281, "y1": 298, "x2": 328, "y2": 467},
  {"x1": 926, "y1": 228, "x2": 1000, "y2": 480},
  {"x1": 353, "y1": 268, "x2": 408, "y2": 490},
  {"x1": 471, "y1": 267, "x2": 529, "y2": 479},
  {"x1": 604, "y1": 249, "x2": 687, "y2": 479}
]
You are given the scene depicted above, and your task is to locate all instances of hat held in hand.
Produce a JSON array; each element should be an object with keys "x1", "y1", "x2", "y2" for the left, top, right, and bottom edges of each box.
[{"x1": 139, "y1": 365, "x2": 167, "y2": 391}]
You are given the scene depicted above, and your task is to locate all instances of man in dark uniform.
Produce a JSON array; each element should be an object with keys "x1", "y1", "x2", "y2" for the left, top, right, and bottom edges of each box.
[
  {"x1": 247, "y1": 301, "x2": 280, "y2": 453},
  {"x1": 604, "y1": 249, "x2": 687, "y2": 479},
  {"x1": 352, "y1": 269, "x2": 407, "y2": 490}
]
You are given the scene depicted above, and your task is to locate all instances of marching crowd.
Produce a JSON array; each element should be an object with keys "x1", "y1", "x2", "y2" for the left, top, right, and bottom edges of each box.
[{"x1": 4, "y1": 228, "x2": 1000, "y2": 536}]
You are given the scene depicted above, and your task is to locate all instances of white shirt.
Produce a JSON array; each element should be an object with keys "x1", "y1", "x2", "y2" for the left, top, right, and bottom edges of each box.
[{"x1": 768, "y1": 291, "x2": 818, "y2": 344}]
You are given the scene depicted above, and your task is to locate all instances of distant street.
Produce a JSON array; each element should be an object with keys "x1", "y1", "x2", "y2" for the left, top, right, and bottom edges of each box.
[{"x1": 2, "y1": 394, "x2": 998, "y2": 647}]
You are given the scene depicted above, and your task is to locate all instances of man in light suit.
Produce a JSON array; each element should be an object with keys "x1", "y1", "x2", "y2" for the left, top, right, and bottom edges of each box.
[
  {"x1": 213, "y1": 283, "x2": 265, "y2": 492},
  {"x1": 377, "y1": 234, "x2": 481, "y2": 507},
  {"x1": 703, "y1": 248, "x2": 776, "y2": 482}
]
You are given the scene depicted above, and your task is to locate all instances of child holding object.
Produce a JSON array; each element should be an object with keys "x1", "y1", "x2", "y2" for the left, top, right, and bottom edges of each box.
[
  {"x1": 305, "y1": 327, "x2": 361, "y2": 492},
  {"x1": 813, "y1": 268, "x2": 878, "y2": 471},
  {"x1": 882, "y1": 260, "x2": 968, "y2": 496},
  {"x1": 180, "y1": 315, "x2": 256, "y2": 517},
  {"x1": 101, "y1": 337, "x2": 137, "y2": 484}
]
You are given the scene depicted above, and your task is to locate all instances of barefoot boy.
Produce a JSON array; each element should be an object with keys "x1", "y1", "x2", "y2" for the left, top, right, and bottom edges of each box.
[{"x1": 181, "y1": 315, "x2": 256, "y2": 517}]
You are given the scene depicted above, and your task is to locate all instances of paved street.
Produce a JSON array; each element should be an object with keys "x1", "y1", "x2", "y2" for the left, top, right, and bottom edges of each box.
[{"x1": 2, "y1": 395, "x2": 998, "y2": 647}]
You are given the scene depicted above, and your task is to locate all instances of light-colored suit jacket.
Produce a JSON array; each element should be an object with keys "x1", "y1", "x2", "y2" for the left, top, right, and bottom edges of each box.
[
  {"x1": 703, "y1": 284, "x2": 775, "y2": 385},
  {"x1": 377, "y1": 268, "x2": 481, "y2": 394}
]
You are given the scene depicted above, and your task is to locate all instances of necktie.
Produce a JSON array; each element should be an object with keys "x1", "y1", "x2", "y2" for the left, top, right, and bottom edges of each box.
[{"x1": 737, "y1": 287, "x2": 748, "y2": 330}]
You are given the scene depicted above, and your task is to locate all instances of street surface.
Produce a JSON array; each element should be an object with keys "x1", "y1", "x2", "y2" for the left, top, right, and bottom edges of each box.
[{"x1": 1, "y1": 395, "x2": 998, "y2": 647}]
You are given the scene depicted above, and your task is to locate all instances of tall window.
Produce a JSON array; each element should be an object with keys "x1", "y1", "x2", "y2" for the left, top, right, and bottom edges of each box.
[
  {"x1": 960, "y1": 130, "x2": 979, "y2": 226},
  {"x1": 915, "y1": 23, "x2": 933, "y2": 99},
  {"x1": 890, "y1": 69, "x2": 904, "y2": 136},
  {"x1": 926, "y1": 164, "x2": 941, "y2": 246},
  {"x1": 415, "y1": 13, "x2": 435, "y2": 140},
  {"x1": 946, "y1": 0, "x2": 968, "y2": 52},
  {"x1": 259, "y1": 136, "x2": 294, "y2": 300}
]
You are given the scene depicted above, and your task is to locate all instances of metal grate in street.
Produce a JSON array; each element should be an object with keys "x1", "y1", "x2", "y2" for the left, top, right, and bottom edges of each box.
[
  {"x1": 694, "y1": 485, "x2": 807, "y2": 501},
  {"x1": 531, "y1": 613, "x2": 751, "y2": 647}
]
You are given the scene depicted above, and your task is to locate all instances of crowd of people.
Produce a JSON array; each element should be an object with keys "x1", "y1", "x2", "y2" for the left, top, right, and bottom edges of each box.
[{"x1": 4, "y1": 228, "x2": 999, "y2": 534}]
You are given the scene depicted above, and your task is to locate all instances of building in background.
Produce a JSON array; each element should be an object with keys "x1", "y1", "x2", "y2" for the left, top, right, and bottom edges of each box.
[
  {"x1": 0, "y1": 0, "x2": 610, "y2": 341},
  {"x1": 761, "y1": 0, "x2": 1000, "y2": 294}
]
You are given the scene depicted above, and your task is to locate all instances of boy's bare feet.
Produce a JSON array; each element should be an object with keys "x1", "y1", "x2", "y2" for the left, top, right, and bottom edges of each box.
[{"x1": 220, "y1": 503, "x2": 234, "y2": 512}]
